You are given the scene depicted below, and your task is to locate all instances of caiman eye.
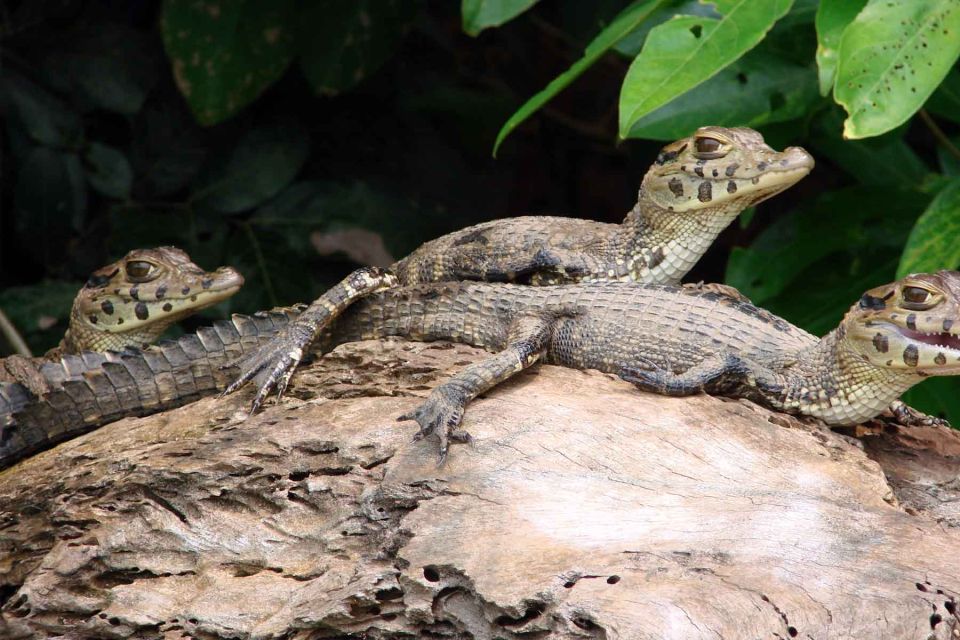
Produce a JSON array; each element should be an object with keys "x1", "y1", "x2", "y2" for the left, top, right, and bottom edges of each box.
[
  {"x1": 901, "y1": 285, "x2": 936, "y2": 310},
  {"x1": 125, "y1": 260, "x2": 158, "y2": 283},
  {"x1": 693, "y1": 136, "x2": 727, "y2": 159}
]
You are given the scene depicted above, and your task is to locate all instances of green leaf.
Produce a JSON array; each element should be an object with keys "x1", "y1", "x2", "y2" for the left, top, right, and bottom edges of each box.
[
  {"x1": 834, "y1": 0, "x2": 960, "y2": 139},
  {"x1": 462, "y1": 0, "x2": 540, "y2": 36},
  {"x1": 625, "y1": 50, "x2": 818, "y2": 140},
  {"x1": 14, "y1": 147, "x2": 87, "y2": 261},
  {"x1": 131, "y1": 103, "x2": 208, "y2": 198},
  {"x1": 195, "y1": 122, "x2": 310, "y2": 214},
  {"x1": 810, "y1": 109, "x2": 929, "y2": 188},
  {"x1": 0, "y1": 72, "x2": 82, "y2": 148},
  {"x1": 618, "y1": 0, "x2": 794, "y2": 139},
  {"x1": 298, "y1": 0, "x2": 418, "y2": 96},
  {"x1": 897, "y1": 178, "x2": 960, "y2": 277},
  {"x1": 83, "y1": 142, "x2": 133, "y2": 199},
  {"x1": 160, "y1": 0, "x2": 296, "y2": 125},
  {"x1": 40, "y1": 24, "x2": 158, "y2": 115},
  {"x1": 758, "y1": 255, "x2": 898, "y2": 337},
  {"x1": 727, "y1": 187, "x2": 924, "y2": 305},
  {"x1": 936, "y1": 135, "x2": 960, "y2": 177},
  {"x1": 925, "y1": 66, "x2": 960, "y2": 125},
  {"x1": 613, "y1": 1, "x2": 714, "y2": 58},
  {"x1": 494, "y1": 0, "x2": 665, "y2": 155},
  {"x1": 814, "y1": 0, "x2": 867, "y2": 96}
]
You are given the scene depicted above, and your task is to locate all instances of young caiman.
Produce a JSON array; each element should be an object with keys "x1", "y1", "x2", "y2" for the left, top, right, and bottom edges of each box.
[
  {"x1": 3, "y1": 271, "x2": 956, "y2": 467},
  {"x1": 0, "y1": 247, "x2": 243, "y2": 395},
  {"x1": 225, "y1": 127, "x2": 814, "y2": 410}
]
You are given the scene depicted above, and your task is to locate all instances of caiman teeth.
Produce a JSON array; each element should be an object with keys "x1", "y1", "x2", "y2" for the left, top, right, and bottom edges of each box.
[{"x1": 897, "y1": 327, "x2": 960, "y2": 351}]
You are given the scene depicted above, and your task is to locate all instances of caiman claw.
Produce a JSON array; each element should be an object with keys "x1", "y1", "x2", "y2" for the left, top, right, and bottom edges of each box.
[
  {"x1": 220, "y1": 323, "x2": 314, "y2": 413},
  {"x1": 397, "y1": 387, "x2": 472, "y2": 464},
  {"x1": 887, "y1": 400, "x2": 951, "y2": 428}
]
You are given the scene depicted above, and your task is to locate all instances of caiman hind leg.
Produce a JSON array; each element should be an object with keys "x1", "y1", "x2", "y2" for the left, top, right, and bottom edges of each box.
[
  {"x1": 398, "y1": 314, "x2": 555, "y2": 463},
  {"x1": 222, "y1": 266, "x2": 398, "y2": 412}
]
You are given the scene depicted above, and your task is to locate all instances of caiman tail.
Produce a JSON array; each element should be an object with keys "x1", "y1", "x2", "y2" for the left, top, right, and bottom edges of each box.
[{"x1": 0, "y1": 307, "x2": 301, "y2": 470}]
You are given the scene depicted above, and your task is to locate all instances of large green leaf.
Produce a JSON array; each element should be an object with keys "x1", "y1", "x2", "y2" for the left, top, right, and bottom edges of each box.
[
  {"x1": 727, "y1": 187, "x2": 923, "y2": 305},
  {"x1": 1, "y1": 72, "x2": 82, "y2": 149},
  {"x1": 160, "y1": 0, "x2": 296, "y2": 125},
  {"x1": 298, "y1": 0, "x2": 418, "y2": 96},
  {"x1": 195, "y1": 122, "x2": 310, "y2": 214},
  {"x1": 810, "y1": 109, "x2": 930, "y2": 189},
  {"x1": 14, "y1": 147, "x2": 87, "y2": 262},
  {"x1": 625, "y1": 50, "x2": 818, "y2": 140},
  {"x1": 40, "y1": 24, "x2": 157, "y2": 115},
  {"x1": 618, "y1": 0, "x2": 794, "y2": 139},
  {"x1": 83, "y1": 142, "x2": 133, "y2": 199},
  {"x1": 613, "y1": 0, "x2": 709, "y2": 58},
  {"x1": 494, "y1": 0, "x2": 664, "y2": 155},
  {"x1": 834, "y1": 0, "x2": 960, "y2": 139},
  {"x1": 813, "y1": 0, "x2": 867, "y2": 96},
  {"x1": 925, "y1": 67, "x2": 960, "y2": 125},
  {"x1": 131, "y1": 103, "x2": 208, "y2": 198},
  {"x1": 759, "y1": 255, "x2": 897, "y2": 337},
  {"x1": 462, "y1": 0, "x2": 540, "y2": 36},
  {"x1": 897, "y1": 178, "x2": 960, "y2": 277}
]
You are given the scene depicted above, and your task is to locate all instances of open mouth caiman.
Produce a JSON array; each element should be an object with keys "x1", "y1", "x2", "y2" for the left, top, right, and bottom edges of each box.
[{"x1": 2, "y1": 271, "x2": 956, "y2": 467}]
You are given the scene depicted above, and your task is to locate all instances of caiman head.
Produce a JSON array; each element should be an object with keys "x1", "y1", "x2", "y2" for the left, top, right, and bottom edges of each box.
[
  {"x1": 845, "y1": 271, "x2": 960, "y2": 376},
  {"x1": 640, "y1": 126, "x2": 814, "y2": 220},
  {"x1": 64, "y1": 247, "x2": 244, "y2": 353}
]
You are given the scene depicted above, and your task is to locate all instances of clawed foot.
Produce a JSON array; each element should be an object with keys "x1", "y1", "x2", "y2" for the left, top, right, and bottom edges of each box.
[
  {"x1": 618, "y1": 357, "x2": 662, "y2": 389},
  {"x1": 681, "y1": 281, "x2": 752, "y2": 303},
  {"x1": 887, "y1": 400, "x2": 951, "y2": 428},
  {"x1": 398, "y1": 388, "x2": 471, "y2": 464},
  {"x1": 219, "y1": 324, "x2": 313, "y2": 413}
]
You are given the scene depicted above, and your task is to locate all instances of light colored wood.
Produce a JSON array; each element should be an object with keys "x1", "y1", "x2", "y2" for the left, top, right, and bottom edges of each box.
[{"x1": 1, "y1": 339, "x2": 958, "y2": 638}]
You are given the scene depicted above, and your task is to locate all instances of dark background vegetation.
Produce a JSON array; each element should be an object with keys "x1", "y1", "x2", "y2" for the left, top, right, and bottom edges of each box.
[{"x1": 1, "y1": 0, "x2": 959, "y2": 420}]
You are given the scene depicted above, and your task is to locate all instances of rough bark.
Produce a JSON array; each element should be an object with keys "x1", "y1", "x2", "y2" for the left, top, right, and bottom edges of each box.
[{"x1": 1, "y1": 339, "x2": 959, "y2": 639}]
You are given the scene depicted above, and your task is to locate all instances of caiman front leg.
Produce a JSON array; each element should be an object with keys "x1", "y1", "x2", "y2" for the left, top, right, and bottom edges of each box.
[
  {"x1": 885, "y1": 400, "x2": 949, "y2": 428},
  {"x1": 620, "y1": 352, "x2": 785, "y2": 399},
  {"x1": 452, "y1": 246, "x2": 592, "y2": 284},
  {"x1": 398, "y1": 314, "x2": 554, "y2": 463},
  {"x1": 222, "y1": 266, "x2": 398, "y2": 412}
]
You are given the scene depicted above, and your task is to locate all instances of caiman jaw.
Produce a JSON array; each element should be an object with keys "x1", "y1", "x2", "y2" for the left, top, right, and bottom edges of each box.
[
  {"x1": 847, "y1": 271, "x2": 960, "y2": 374},
  {"x1": 642, "y1": 126, "x2": 814, "y2": 216},
  {"x1": 71, "y1": 247, "x2": 244, "y2": 350}
]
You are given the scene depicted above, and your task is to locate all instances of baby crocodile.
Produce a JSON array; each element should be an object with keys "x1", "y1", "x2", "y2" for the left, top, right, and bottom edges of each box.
[
  {"x1": 2, "y1": 271, "x2": 955, "y2": 467},
  {"x1": 228, "y1": 127, "x2": 814, "y2": 409},
  {"x1": 0, "y1": 247, "x2": 243, "y2": 395}
]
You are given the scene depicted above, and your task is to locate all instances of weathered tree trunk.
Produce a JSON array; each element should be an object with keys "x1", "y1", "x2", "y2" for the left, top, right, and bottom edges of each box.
[{"x1": 1, "y1": 339, "x2": 959, "y2": 639}]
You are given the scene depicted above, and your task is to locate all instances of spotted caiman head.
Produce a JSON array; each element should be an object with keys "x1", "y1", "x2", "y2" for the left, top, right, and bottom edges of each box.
[
  {"x1": 846, "y1": 271, "x2": 960, "y2": 375},
  {"x1": 641, "y1": 126, "x2": 814, "y2": 217},
  {"x1": 64, "y1": 247, "x2": 244, "y2": 353}
]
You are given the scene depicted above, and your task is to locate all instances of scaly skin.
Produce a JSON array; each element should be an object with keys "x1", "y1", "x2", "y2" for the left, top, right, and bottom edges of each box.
[
  {"x1": 0, "y1": 247, "x2": 243, "y2": 396},
  {"x1": 226, "y1": 127, "x2": 814, "y2": 410},
  {"x1": 2, "y1": 272, "x2": 955, "y2": 467}
]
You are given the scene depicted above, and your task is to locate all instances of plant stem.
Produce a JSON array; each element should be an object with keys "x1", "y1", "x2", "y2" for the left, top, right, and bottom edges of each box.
[
  {"x1": 919, "y1": 109, "x2": 960, "y2": 163},
  {"x1": 0, "y1": 307, "x2": 32, "y2": 357}
]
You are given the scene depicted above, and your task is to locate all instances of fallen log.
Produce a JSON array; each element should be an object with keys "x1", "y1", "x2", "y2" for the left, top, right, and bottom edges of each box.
[{"x1": 1, "y1": 339, "x2": 958, "y2": 639}]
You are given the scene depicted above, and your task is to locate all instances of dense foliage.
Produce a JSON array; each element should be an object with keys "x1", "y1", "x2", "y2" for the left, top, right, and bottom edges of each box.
[{"x1": 1, "y1": 0, "x2": 959, "y2": 420}]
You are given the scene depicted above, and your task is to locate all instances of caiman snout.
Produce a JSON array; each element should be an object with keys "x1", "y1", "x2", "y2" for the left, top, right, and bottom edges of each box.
[{"x1": 780, "y1": 146, "x2": 815, "y2": 173}]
